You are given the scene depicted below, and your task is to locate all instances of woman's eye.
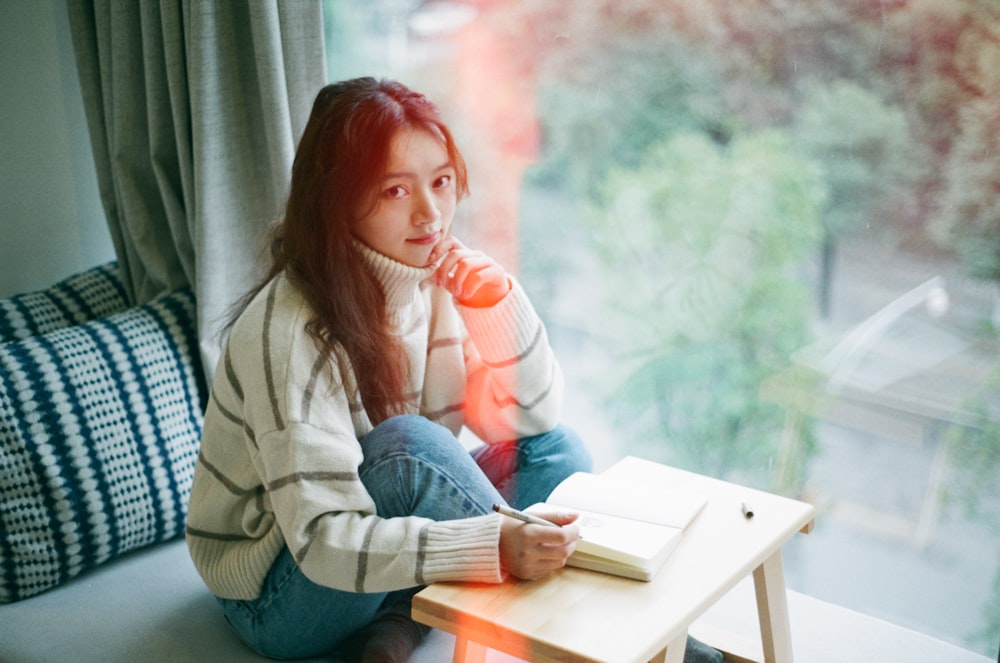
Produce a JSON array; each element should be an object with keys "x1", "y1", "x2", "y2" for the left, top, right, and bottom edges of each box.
[
  {"x1": 435, "y1": 174, "x2": 453, "y2": 189},
  {"x1": 384, "y1": 185, "x2": 407, "y2": 199}
]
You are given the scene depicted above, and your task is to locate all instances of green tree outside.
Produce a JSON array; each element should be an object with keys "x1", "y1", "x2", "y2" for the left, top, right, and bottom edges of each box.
[{"x1": 577, "y1": 131, "x2": 826, "y2": 487}]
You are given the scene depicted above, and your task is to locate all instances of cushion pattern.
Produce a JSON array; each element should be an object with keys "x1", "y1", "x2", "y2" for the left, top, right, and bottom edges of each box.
[
  {"x1": 0, "y1": 289, "x2": 205, "y2": 602},
  {"x1": 0, "y1": 262, "x2": 128, "y2": 343}
]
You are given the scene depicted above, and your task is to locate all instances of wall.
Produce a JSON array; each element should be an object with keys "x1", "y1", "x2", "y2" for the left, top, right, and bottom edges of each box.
[{"x1": 0, "y1": 0, "x2": 112, "y2": 298}]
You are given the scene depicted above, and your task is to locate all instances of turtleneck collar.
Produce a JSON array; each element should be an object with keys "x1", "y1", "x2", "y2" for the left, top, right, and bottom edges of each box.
[{"x1": 353, "y1": 239, "x2": 438, "y2": 310}]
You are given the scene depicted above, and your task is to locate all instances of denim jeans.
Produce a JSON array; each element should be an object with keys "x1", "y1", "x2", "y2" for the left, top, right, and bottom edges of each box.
[{"x1": 217, "y1": 414, "x2": 592, "y2": 659}]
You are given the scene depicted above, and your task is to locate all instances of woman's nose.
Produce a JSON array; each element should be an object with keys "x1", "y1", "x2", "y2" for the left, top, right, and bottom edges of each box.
[{"x1": 413, "y1": 189, "x2": 441, "y2": 225}]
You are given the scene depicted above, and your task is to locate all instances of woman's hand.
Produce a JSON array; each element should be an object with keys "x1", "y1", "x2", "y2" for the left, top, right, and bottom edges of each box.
[
  {"x1": 498, "y1": 507, "x2": 580, "y2": 581},
  {"x1": 429, "y1": 236, "x2": 512, "y2": 308}
]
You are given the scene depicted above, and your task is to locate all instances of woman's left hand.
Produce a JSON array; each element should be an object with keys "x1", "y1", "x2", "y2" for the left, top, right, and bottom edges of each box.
[{"x1": 429, "y1": 236, "x2": 512, "y2": 308}]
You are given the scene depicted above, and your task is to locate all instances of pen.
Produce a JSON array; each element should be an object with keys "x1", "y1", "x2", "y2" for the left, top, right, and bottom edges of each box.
[{"x1": 492, "y1": 503, "x2": 560, "y2": 528}]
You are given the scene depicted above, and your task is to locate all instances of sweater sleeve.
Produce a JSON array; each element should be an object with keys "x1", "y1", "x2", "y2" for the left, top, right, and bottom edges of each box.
[
  {"x1": 255, "y1": 284, "x2": 507, "y2": 593},
  {"x1": 187, "y1": 277, "x2": 504, "y2": 599},
  {"x1": 254, "y1": 422, "x2": 504, "y2": 593},
  {"x1": 455, "y1": 278, "x2": 565, "y2": 443}
]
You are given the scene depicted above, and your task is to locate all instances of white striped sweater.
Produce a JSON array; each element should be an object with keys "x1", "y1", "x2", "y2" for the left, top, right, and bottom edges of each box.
[{"x1": 185, "y1": 243, "x2": 564, "y2": 600}]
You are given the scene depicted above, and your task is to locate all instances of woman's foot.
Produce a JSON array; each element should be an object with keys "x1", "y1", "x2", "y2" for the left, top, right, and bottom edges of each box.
[
  {"x1": 340, "y1": 612, "x2": 429, "y2": 663},
  {"x1": 685, "y1": 635, "x2": 723, "y2": 663}
]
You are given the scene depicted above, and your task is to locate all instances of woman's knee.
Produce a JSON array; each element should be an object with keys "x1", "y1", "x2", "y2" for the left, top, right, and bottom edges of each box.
[
  {"x1": 559, "y1": 425, "x2": 592, "y2": 472},
  {"x1": 492, "y1": 425, "x2": 592, "y2": 508},
  {"x1": 359, "y1": 415, "x2": 497, "y2": 519},
  {"x1": 524, "y1": 425, "x2": 592, "y2": 474},
  {"x1": 360, "y1": 414, "x2": 458, "y2": 461}
]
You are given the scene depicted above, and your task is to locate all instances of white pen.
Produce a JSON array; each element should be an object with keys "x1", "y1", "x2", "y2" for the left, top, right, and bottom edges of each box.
[{"x1": 492, "y1": 503, "x2": 560, "y2": 528}]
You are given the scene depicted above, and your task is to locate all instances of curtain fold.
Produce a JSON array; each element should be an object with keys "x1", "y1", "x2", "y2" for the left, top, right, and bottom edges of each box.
[{"x1": 67, "y1": 0, "x2": 326, "y2": 376}]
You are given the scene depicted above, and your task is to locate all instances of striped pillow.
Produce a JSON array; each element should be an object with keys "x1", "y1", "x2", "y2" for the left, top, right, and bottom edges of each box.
[
  {"x1": 0, "y1": 289, "x2": 205, "y2": 602},
  {"x1": 0, "y1": 262, "x2": 128, "y2": 343}
]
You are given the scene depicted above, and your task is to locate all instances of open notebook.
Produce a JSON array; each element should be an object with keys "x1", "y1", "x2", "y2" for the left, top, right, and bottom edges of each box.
[{"x1": 542, "y1": 471, "x2": 707, "y2": 581}]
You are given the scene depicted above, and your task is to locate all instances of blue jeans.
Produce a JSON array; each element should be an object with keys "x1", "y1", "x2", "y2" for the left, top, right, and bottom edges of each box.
[{"x1": 217, "y1": 415, "x2": 591, "y2": 659}]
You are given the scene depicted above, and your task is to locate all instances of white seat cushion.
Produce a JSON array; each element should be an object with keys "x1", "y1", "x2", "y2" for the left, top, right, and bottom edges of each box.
[{"x1": 0, "y1": 537, "x2": 466, "y2": 662}]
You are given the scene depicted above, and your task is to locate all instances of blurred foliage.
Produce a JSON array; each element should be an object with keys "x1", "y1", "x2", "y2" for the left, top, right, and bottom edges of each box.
[
  {"x1": 945, "y1": 373, "x2": 1000, "y2": 522},
  {"x1": 943, "y1": 347, "x2": 1000, "y2": 652},
  {"x1": 526, "y1": 36, "x2": 731, "y2": 196},
  {"x1": 504, "y1": 0, "x2": 1000, "y2": 279},
  {"x1": 504, "y1": 0, "x2": 1000, "y2": 483},
  {"x1": 973, "y1": 568, "x2": 1000, "y2": 656},
  {"x1": 577, "y1": 131, "x2": 825, "y2": 484},
  {"x1": 789, "y1": 79, "x2": 926, "y2": 241}
]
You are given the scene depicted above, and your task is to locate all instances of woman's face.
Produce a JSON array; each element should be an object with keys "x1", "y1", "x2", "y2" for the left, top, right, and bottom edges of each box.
[{"x1": 353, "y1": 127, "x2": 458, "y2": 268}]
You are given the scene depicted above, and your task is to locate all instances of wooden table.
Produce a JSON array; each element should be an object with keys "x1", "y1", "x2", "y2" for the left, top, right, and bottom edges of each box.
[{"x1": 412, "y1": 456, "x2": 815, "y2": 663}]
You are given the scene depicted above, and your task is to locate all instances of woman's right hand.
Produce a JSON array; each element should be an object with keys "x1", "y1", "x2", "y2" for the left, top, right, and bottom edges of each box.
[{"x1": 498, "y1": 507, "x2": 581, "y2": 580}]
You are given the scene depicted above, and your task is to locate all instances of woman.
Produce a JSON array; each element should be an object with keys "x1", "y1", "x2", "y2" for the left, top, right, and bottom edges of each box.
[{"x1": 185, "y1": 77, "x2": 591, "y2": 662}]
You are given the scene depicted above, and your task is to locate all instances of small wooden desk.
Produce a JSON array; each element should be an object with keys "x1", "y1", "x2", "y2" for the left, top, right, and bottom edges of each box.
[{"x1": 412, "y1": 457, "x2": 815, "y2": 663}]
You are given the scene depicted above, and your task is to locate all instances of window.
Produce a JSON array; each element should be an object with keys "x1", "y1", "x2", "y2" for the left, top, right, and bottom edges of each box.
[{"x1": 324, "y1": 1, "x2": 1000, "y2": 655}]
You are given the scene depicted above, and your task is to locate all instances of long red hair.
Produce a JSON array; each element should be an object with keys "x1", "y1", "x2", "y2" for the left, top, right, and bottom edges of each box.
[{"x1": 235, "y1": 78, "x2": 469, "y2": 425}]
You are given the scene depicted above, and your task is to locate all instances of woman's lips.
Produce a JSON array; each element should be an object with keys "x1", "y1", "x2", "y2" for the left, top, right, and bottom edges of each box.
[{"x1": 408, "y1": 231, "x2": 440, "y2": 245}]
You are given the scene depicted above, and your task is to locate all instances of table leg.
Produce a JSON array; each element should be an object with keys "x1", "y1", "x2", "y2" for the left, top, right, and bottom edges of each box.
[
  {"x1": 753, "y1": 549, "x2": 793, "y2": 663},
  {"x1": 649, "y1": 630, "x2": 687, "y2": 663},
  {"x1": 452, "y1": 635, "x2": 487, "y2": 663}
]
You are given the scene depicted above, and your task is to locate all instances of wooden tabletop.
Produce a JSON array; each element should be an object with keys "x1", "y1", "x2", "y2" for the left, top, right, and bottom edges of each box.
[{"x1": 413, "y1": 457, "x2": 815, "y2": 663}]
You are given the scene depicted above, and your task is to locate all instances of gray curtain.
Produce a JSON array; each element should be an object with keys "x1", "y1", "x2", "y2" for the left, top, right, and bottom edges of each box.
[{"x1": 67, "y1": 0, "x2": 326, "y2": 376}]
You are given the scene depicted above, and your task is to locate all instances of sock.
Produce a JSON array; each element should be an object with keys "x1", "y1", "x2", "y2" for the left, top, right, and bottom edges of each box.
[
  {"x1": 685, "y1": 635, "x2": 723, "y2": 663},
  {"x1": 358, "y1": 613, "x2": 430, "y2": 663}
]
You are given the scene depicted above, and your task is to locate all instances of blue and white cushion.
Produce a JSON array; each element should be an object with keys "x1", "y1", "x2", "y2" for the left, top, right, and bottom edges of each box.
[
  {"x1": 0, "y1": 262, "x2": 128, "y2": 343},
  {"x1": 0, "y1": 289, "x2": 205, "y2": 602}
]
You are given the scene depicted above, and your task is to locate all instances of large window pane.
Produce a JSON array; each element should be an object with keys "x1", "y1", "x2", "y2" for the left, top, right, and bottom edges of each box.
[{"x1": 324, "y1": 1, "x2": 1000, "y2": 655}]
